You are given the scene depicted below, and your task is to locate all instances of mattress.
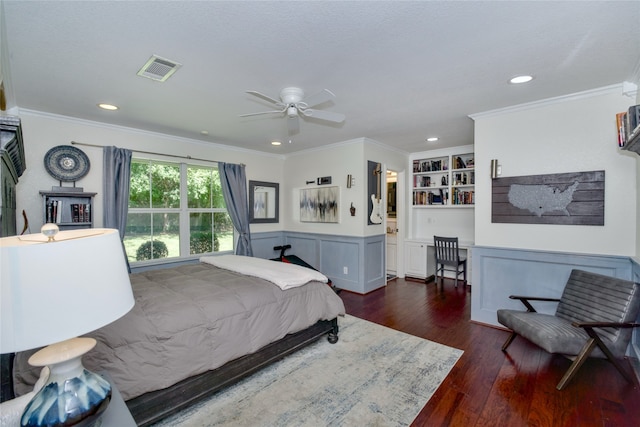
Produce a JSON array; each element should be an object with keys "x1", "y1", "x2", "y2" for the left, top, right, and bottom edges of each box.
[{"x1": 13, "y1": 262, "x2": 345, "y2": 400}]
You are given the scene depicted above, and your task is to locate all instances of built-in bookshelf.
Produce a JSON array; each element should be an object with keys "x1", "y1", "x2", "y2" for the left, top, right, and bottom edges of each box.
[
  {"x1": 40, "y1": 190, "x2": 96, "y2": 230},
  {"x1": 412, "y1": 151, "x2": 474, "y2": 207}
]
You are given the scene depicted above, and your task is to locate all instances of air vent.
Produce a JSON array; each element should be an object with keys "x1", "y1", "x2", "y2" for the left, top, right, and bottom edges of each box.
[{"x1": 137, "y1": 55, "x2": 181, "y2": 82}]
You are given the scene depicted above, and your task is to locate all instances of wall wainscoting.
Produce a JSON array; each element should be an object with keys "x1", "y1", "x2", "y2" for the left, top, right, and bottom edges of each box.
[
  {"x1": 631, "y1": 257, "x2": 640, "y2": 379},
  {"x1": 251, "y1": 231, "x2": 386, "y2": 294},
  {"x1": 471, "y1": 246, "x2": 634, "y2": 327}
]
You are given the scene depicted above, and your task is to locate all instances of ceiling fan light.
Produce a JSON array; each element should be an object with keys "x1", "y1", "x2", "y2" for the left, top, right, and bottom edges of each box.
[{"x1": 287, "y1": 106, "x2": 298, "y2": 118}]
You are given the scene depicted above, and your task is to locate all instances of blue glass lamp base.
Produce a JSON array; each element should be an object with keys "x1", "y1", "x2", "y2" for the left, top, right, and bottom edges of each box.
[{"x1": 20, "y1": 338, "x2": 112, "y2": 427}]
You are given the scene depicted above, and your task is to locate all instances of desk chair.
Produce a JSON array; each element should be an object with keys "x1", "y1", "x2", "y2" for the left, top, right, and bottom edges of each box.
[{"x1": 433, "y1": 236, "x2": 467, "y2": 287}]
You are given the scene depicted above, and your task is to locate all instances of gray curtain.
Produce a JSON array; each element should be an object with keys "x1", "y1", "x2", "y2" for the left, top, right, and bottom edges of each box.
[
  {"x1": 103, "y1": 146, "x2": 132, "y2": 269},
  {"x1": 219, "y1": 162, "x2": 253, "y2": 256}
]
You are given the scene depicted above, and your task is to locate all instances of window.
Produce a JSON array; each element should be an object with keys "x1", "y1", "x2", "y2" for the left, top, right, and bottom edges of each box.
[{"x1": 124, "y1": 159, "x2": 234, "y2": 263}]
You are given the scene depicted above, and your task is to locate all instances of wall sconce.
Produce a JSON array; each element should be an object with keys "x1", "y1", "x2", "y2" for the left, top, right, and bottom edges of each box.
[{"x1": 490, "y1": 159, "x2": 501, "y2": 179}]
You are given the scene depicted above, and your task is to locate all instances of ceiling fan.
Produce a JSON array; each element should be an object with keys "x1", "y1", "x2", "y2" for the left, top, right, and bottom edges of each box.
[{"x1": 240, "y1": 87, "x2": 346, "y2": 129}]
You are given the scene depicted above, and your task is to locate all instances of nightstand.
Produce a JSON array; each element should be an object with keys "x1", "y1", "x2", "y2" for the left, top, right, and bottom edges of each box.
[{"x1": 99, "y1": 372, "x2": 136, "y2": 427}]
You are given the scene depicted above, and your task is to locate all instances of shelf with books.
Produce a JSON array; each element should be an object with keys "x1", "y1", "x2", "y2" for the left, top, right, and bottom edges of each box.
[
  {"x1": 411, "y1": 151, "x2": 474, "y2": 207},
  {"x1": 40, "y1": 190, "x2": 96, "y2": 230},
  {"x1": 618, "y1": 104, "x2": 640, "y2": 155}
]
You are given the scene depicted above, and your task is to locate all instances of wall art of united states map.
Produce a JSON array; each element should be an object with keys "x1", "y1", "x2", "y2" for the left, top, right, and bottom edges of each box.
[{"x1": 491, "y1": 170, "x2": 604, "y2": 226}]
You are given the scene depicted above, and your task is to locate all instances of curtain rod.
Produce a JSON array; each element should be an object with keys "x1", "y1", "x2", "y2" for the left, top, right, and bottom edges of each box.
[{"x1": 70, "y1": 141, "x2": 223, "y2": 164}]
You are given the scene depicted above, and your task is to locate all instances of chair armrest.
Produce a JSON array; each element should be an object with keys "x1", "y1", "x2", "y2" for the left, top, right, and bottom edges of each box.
[
  {"x1": 572, "y1": 321, "x2": 640, "y2": 329},
  {"x1": 508, "y1": 295, "x2": 561, "y2": 312}
]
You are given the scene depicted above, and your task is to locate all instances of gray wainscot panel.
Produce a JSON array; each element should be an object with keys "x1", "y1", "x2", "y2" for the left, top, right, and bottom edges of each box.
[
  {"x1": 471, "y1": 246, "x2": 634, "y2": 328},
  {"x1": 281, "y1": 231, "x2": 386, "y2": 294},
  {"x1": 251, "y1": 231, "x2": 286, "y2": 260},
  {"x1": 364, "y1": 236, "x2": 385, "y2": 292},
  {"x1": 631, "y1": 257, "x2": 640, "y2": 377}
]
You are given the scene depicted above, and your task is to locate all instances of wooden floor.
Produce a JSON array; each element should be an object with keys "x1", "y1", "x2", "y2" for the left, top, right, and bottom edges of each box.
[{"x1": 339, "y1": 277, "x2": 640, "y2": 427}]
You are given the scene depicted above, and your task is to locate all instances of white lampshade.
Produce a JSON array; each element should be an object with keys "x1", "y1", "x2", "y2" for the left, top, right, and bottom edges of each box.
[{"x1": 0, "y1": 228, "x2": 134, "y2": 353}]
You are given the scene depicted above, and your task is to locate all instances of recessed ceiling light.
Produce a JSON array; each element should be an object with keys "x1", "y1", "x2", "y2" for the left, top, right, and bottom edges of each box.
[
  {"x1": 271, "y1": 141, "x2": 281, "y2": 146},
  {"x1": 509, "y1": 75, "x2": 534, "y2": 84},
  {"x1": 98, "y1": 103, "x2": 118, "y2": 111},
  {"x1": 200, "y1": 130, "x2": 209, "y2": 136},
  {"x1": 426, "y1": 137, "x2": 438, "y2": 142}
]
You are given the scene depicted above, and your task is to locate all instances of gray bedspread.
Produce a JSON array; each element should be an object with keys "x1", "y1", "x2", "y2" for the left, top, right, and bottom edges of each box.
[{"x1": 13, "y1": 262, "x2": 345, "y2": 400}]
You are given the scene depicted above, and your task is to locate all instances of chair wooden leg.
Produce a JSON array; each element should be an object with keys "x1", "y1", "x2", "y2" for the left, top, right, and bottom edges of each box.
[
  {"x1": 586, "y1": 326, "x2": 636, "y2": 385},
  {"x1": 501, "y1": 331, "x2": 518, "y2": 351},
  {"x1": 557, "y1": 338, "x2": 597, "y2": 390},
  {"x1": 463, "y1": 261, "x2": 467, "y2": 284}
]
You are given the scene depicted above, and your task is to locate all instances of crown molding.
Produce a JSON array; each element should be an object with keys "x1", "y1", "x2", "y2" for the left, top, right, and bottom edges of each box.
[
  {"x1": 469, "y1": 83, "x2": 630, "y2": 120},
  {"x1": 16, "y1": 108, "x2": 287, "y2": 160}
]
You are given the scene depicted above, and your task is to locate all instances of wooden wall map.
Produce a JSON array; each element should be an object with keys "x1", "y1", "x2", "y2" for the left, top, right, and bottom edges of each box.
[{"x1": 492, "y1": 170, "x2": 604, "y2": 225}]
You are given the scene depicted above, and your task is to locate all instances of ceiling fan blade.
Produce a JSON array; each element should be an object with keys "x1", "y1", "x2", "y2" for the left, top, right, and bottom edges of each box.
[
  {"x1": 246, "y1": 90, "x2": 284, "y2": 107},
  {"x1": 239, "y1": 107, "x2": 286, "y2": 118},
  {"x1": 300, "y1": 108, "x2": 345, "y2": 123},
  {"x1": 300, "y1": 89, "x2": 335, "y2": 108}
]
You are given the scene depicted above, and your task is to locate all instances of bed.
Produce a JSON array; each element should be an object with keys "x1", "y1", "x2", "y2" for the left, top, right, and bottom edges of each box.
[{"x1": 13, "y1": 255, "x2": 345, "y2": 426}]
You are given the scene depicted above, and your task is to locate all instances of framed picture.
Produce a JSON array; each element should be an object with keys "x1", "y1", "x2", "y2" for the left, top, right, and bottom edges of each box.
[
  {"x1": 300, "y1": 186, "x2": 339, "y2": 223},
  {"x1": 249, "y1": 181, "x2": 279, "y2": 223}
]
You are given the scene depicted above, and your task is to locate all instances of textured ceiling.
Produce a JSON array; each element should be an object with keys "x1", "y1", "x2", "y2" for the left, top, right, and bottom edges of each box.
[{"x1": 2, "y1": 1, "x2": 639, "y2": 154}]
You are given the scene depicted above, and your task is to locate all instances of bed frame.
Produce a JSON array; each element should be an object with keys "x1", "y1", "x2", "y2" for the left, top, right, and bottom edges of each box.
[{"x1": 126, "y1": 318, "x2": 339, "y2": 426}]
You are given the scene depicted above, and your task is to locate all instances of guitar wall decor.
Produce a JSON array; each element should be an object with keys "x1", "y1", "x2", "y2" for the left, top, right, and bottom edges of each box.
[{"x1": 370, "y1": 162, "x2": 383, "y2": 224}]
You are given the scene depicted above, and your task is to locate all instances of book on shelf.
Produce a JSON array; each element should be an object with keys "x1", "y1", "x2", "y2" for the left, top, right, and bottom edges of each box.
[
  {"x1": 46, "y1": 202, "x2": 53, "y2": 223},
  {"x1": 45, "y1": 200, "x2": 63, "y2": 224},
  {"x1": 69, "y1": 203, "x2": 90, "y2": 223},
  {"x1": 413, "y1": 160, "x2": 421, "y2": 173},
  {"x1": 452, "y1": 188, "x2": 475, "y2": 205},
  {"x1": 56, "y1": 200, "x2": 62, "y2": 223},
  {"x1": 617, "y1": 112, "x2": 627, "y2": 147}
]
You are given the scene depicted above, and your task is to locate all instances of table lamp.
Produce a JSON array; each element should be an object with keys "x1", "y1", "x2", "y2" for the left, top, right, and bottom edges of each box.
[{"x1": 0, "y1": 227, "x2": 135, "y2": 427}]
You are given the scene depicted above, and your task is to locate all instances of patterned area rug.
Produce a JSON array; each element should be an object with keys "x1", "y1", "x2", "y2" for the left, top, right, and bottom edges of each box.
[{"x1": 152, "y1": 315, "x2": 463, "y2": 427}]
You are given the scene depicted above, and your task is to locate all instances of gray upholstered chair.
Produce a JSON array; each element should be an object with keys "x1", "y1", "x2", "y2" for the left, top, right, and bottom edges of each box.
[
  {"x1": 497, "y1": 269, "x2": 640, "y2": 390},
  {"x1": 433, "y1": 236, "x2": 466, "y2": 287}
]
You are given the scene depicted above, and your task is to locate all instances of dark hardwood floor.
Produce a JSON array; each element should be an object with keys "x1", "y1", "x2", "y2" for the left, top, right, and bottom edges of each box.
[{"x1": 339, "y1": 277, "x2": 640, "y2": 427}]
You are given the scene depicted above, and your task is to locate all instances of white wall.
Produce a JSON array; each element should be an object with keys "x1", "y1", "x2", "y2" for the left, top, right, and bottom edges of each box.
[
  {"x1": 636, "y1": 90, "x2": 640, "y2": 261},
  {"x1": 15, "y1": 110, "x2": 284, "y2": 233},
  {"x1": 636, "y1": 146, "x2": 640, "y2": 261},
  {"x1": 472, "y1": 85, "x2": 637, "y2": 256},
  {"x1": 283, "y1": 138, "x2": 407, "y2": 237}
]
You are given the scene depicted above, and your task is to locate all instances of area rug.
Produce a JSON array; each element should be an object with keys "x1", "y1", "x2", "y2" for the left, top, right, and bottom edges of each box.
[{"x1": 152, "y1": 315, "x2": 463, "y2": 427}]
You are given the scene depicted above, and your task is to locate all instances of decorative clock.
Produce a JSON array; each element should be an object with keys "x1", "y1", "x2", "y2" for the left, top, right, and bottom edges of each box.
[{"x1": 44, "y1": 145, "x2": 90, "y2": 182}]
